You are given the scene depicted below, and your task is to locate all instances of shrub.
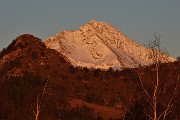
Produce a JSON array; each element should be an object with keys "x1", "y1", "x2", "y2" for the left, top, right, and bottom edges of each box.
[
  {"x1": 31, "y1": 51, "x2": 38, "y2": 59},
  {"x1": 94, "y1": 69, "x2": 101, "y2": 78},
  {"x1": 69, "y1": 65, "x2": 76, "y2": 74}
]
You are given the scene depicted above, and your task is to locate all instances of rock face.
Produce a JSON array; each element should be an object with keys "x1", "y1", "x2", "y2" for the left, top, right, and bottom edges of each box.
[{"x1": 45, "y1": 20, "x2": 175, "y2": 70}]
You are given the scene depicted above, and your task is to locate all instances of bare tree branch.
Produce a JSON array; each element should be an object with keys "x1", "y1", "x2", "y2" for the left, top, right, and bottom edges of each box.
[
  {"x1": 32, "y1": 79, "x2": 48, "y2": 120},
  {"x1": 138, "y1": 33, "x2": 179, "y2": 120}
]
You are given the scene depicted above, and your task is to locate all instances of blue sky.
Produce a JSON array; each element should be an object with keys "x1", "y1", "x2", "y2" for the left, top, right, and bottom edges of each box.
[{"x1": 0, "y1": 0, "x2": 179, "y2": 58}]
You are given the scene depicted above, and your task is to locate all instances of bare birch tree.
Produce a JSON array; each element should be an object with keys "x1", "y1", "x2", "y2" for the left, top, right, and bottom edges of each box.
[
  {"x1": 31, "y1": 79, "x2": 48, "y2": 120},
  {"x1": 138, "y1": 33, "x2": 179, "y2": 120}
]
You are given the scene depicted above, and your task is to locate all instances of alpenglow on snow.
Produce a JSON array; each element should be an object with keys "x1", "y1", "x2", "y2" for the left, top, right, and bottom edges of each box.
[{"x1": 44, "y1": 20, "x2": 175, "y2": 70}]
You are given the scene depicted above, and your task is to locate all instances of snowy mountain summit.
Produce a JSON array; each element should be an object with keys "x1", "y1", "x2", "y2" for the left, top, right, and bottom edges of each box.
[{"x1": 44, "y1": 20, "x2": 175, "y2": 70}]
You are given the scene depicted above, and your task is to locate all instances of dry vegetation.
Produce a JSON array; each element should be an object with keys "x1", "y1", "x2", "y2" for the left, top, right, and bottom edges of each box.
[{"x1": 0, "y1": 34, "x2": 179, "y2": 120}]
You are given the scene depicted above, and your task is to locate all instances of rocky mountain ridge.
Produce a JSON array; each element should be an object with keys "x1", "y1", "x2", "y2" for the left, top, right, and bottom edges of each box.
[
  {"x1": 0, "y1": 34, "x2": 70, "y2": 80},
  {"x1": 0, "y1": 33, "x2": 179, "y2": 120},
  {"x1": 45, "y1": 20, "x2": 175, "y2": 70}
]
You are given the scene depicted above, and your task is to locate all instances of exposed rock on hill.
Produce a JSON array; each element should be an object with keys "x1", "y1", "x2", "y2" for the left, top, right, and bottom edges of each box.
[{"x1": 45, "y1": 20, "x2": 175, "y2": 70}]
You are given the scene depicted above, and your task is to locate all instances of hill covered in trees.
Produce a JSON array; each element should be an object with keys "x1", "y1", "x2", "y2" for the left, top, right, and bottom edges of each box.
[{"x1": 0, "y1": 34, "x2": 179, "y2": 120}]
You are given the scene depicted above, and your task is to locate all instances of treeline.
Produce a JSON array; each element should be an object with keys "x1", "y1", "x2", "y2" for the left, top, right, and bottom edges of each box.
[
  {"x1": 0, "y1": 61, "x2": 179, "y2": 119},
  {"x1": 0, "y1": 73, "x2": 111, "y2": 120}
]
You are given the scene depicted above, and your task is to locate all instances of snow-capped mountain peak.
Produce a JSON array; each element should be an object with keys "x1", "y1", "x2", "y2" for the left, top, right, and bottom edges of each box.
[{"x1": 44, "y1": 20, "x2": 175, "y2": 70}]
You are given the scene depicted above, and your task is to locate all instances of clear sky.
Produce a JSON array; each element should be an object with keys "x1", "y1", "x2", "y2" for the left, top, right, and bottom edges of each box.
[{"x1": 0, "y1": 0, "x2": 179, "y2": 58}]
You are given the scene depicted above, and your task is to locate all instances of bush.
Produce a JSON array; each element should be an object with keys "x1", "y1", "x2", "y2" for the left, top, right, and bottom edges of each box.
[
  {"x1": 94, "y1": 69, "x2": 101, "y2": 78},
  {"x1": 60, "y1": 74, "x2": 68, "y2": 80},
  {"x1": 31, "y1": 51, "x2": 38, "y2": 59},
  {"x1": 83, "y1": 67, "x2": 89, "y2": 74},
  {"x1": 84, "y1": 93, "x2": 95, "y2": 103},
  {"x1": 69, "y1": 65, "x2": 76, "y2": 74},
  {"x1": 58, "y1": 105, "x2": 96, "y2": 120}
]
